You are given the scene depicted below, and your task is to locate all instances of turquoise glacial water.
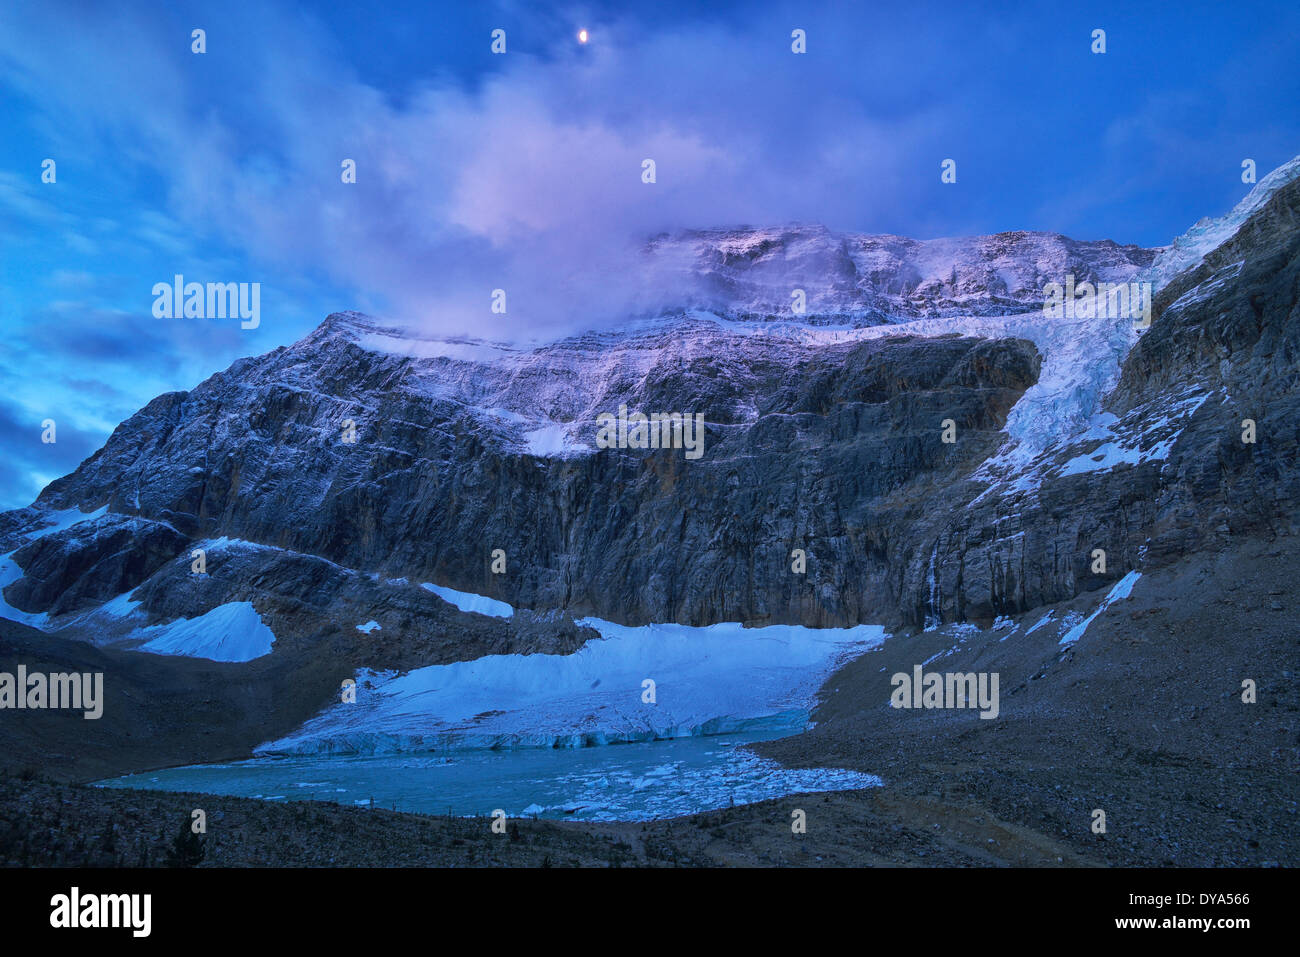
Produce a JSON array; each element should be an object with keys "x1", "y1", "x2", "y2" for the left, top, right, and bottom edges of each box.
[{"x1": 97, "y1": 728, "x2": 881, "y2": 822}]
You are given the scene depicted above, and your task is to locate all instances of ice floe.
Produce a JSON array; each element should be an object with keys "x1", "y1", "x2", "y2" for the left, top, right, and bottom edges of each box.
[{"x1": 103, "y1": 729, "x2": 883, "y2": 822}]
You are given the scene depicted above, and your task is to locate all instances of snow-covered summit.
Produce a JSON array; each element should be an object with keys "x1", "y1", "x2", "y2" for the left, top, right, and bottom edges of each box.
[
  {"x1": 298, "y1": 157, "x2": 1298, "y2": 479},
  {"x1": 652, "y1": 223, "x2": 1154, "y2": 322}
]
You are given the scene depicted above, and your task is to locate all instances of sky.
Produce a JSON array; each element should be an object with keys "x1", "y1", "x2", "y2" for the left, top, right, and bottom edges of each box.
[{"x1": 1, "y1": 0, "x2": 1298, "y2": 509}]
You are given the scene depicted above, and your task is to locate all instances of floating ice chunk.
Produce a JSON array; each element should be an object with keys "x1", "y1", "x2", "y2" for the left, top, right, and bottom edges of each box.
[{"x1": 356, "y1": 620, "x2": 382, "y2": 634}]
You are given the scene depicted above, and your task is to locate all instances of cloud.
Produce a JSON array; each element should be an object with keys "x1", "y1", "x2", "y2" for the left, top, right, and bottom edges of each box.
[
  {"x1": 0, "y1": 395, "x2": 102, "y2": 508},
  {"x1": 0, "y1": 1, "x2": 969, "y2": 340}
]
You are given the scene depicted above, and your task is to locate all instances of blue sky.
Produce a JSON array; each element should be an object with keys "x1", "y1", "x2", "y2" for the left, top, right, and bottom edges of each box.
[{"x1": 1, "y1": 0, "x2": 1298, "y2": 509}]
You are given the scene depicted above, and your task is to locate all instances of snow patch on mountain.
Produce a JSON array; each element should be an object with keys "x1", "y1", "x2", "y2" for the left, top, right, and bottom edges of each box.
[
  {"x1": 419, "y1": 583, "x2": 514, "y2": 619},
  {"x1": 1059, "y1": 571, "x2": 1142, "y2": 646},
  {"x1": 1056, "y1": 391, "x2": 1211, "y2": 477},
  {"x1": 88, "y1": 590, "x2": 146, "y2": 622},
  {"x1": 24, "y1": 505, "x2": 111, "y2": 540},
  {"x1": 1026, "y1": 610, "x2": 1055, "y2": 635},
  {"x1": 0, "y1": 506, "x2": 112, "y2": 628},
  {"x1": 0, "y1": 555, "x2": 48, "y2": 627},
  {"x1": 522, "y1": 422, "x2": 591, "y2": 458},
  {"x1": 355, "y1": 330, "x2": 517, "y2": 364},
  {"x1": 135, "y1": 601, "x2": 277, "y2": 662}
]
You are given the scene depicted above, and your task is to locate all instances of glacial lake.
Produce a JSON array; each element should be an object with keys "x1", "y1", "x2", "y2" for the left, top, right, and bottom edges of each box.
[{"x1": 96, "y1": 728, "x2": 881, "y2": 822}]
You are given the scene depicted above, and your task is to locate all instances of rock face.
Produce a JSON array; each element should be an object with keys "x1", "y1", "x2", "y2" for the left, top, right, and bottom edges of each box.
[
  {"x1": 3, "y1": 157, "x2": 1299, "y2": 656},
  {"x1": 5, "y1": 515, "x2": 188, "y2": 616},
  {"x1": 14, "y1": 321, "x2": 1041, "y2": 630}
]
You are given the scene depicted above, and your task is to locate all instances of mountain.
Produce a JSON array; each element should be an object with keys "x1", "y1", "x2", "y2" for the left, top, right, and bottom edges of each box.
[{"x1": 2, "y1": 156, "x2": 1299, "y2": 711}]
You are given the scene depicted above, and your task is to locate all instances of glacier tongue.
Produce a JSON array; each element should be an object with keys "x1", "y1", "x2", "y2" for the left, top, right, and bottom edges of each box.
[{"x1": 975, "y1": 156, "x2": 1300, "y2": 500}]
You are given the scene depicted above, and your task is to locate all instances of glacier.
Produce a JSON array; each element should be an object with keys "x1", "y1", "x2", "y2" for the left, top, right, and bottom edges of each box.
[{"x1": 257, "y1": 614, "x2": 887, "y2": 755}]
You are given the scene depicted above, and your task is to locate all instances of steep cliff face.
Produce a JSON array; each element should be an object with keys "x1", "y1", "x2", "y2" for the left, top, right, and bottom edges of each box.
[
  {"x1": 10, "y1": 319, "x2": 1041, "y2": 629},
  {"x1": 3, "y1": 159, "x2": 1297, "y2": 654}
]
